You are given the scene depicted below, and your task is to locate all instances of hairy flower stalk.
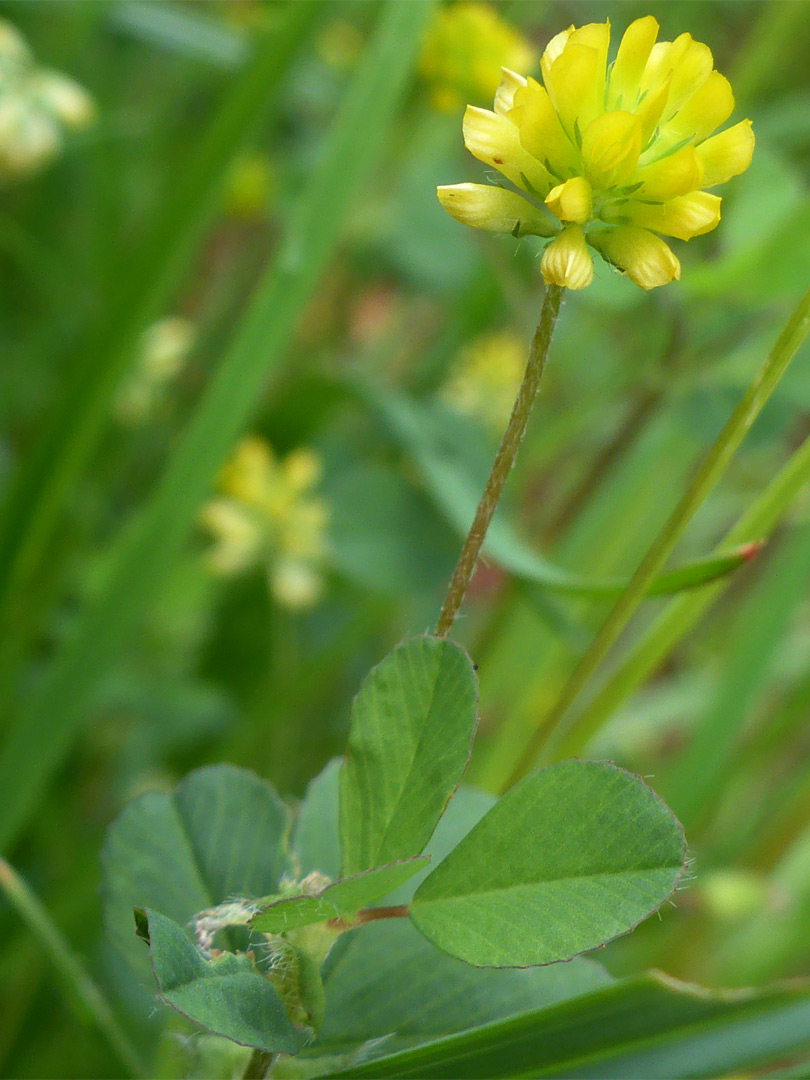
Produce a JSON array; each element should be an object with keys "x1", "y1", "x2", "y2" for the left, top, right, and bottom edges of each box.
[
  {"x1": 436, "y1": 283, "x2": 562, "y2": 637},
  {"x1": 438, "y1": 16, "x2": 754, "y2": 289}
]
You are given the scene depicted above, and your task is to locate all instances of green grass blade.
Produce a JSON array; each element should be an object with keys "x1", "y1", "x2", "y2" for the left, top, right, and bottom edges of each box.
[
  {"x1": 0, "y1": 0, "x2": 435, "y2": 853},
  {"x1": 365, "y1": 385, "x2": 755, "y2": 599},
  {"x1": 555, "y1": 426, "x2": 810, "y2": 761},
  {"x1": 521, "y1": 283, "x2": 810, "y2": 774},
  {"x1": 0, "y1": 858, "x2": 145, "y2": 1078},
  {"x1": 0, "y1": 4, "x2": 320, "y2": 669},
  {"x1": 662, "y1": 520, "x2": 810, "y2": 831},
  {"x1": 324, "y1": 972, "x2": 810, "y2": 1079}
]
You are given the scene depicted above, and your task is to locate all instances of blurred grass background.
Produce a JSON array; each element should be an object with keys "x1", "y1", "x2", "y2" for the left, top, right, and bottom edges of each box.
[{"x1": 2, "y1": 0, "x2": 810, "y2": 1075}]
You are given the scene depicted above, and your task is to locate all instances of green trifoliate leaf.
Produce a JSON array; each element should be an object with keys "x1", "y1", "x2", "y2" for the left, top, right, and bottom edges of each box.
[
  {"x1": 339, "y1": 636, "x2": 477, "y2": 875},
  {"x1": 409, "y1": 760, "x2": 685, "y2": 967}
]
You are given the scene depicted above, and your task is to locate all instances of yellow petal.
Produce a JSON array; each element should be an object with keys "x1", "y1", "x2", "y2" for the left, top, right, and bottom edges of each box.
[
  {"x1": 611, "y1": 190, "x2": 721, "y2": 240},
  {"x1": 582, "y1": 110, "x2": 643, "y2": 188},
  {"x1": 665, "y1": 70, "x2": 734, "y2": 142},
  {"x1": 545, "y1": 176, "x2": 592, "y2": 223},
  {"x1": 540, "y1": 224, "x2": 593, "y2": 289},
  {"x1": 568, "y1": 20, "x2": 611, "y2": 101},
  {"x1": 540, "y1": 24, "x2": 575, "y2": 87},
  {"x1": 590, "y1": 225, "x2": 681, "y2": 289},
  {"x1": 545, "y1": 43, "x2": 603, "y2": 135},
  {"x1": 633, "y1": 144, "x2": 704, "y2": 200},
  {"x1": 437, "y1": 183, "x2": 554, "y2": 236},
  {"x1": 609, "y1": 16, "x2": 659, "y2": 109},
  {"x1": 510, "y1": 77, "x2": 577, "y2": 178},
  {"x1": 494, "y1": 67, "x2": 527, "y2": 117},
  {"x1": 662, "y1": 38, "x2": 713, "y2": 122},
  {"x1": 696, "y1": 119, "x2": 754, "y2": 186},
  {"x1": 463, "y1": 105, "x2": 551, "y2": 195},
  {"x1": 635, "y1": 73, "x2": 672, "y2": 147}
]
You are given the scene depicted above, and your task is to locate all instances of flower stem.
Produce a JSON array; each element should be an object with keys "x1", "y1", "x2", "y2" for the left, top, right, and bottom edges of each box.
[
  {"x1": 436, "y1": 283, "x2": 564, "y2": 637},
  {"x1": 503, "y1": 281, "x2": 810, "y2": 788}
]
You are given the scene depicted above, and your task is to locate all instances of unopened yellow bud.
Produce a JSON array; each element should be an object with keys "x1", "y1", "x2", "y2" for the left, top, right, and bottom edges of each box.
[
  {"x1": 540, "y1": 224, "x2": 593, "y2": 289},
  {"x1": 545, "y1": 176, "x2": 592, "y2": 223},
  {"x1": 590, "y1": 225, "x2": 680, "y2": 289}
]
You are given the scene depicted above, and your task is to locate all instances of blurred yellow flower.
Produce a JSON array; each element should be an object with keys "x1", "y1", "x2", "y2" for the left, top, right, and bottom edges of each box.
[
  {"x1": 222, "y1": 152, "x2": 276, "y2": 221},
  {"x1": 201, "y1": 437, "x2": 328, "y2": 610},
  {"x1": 420, "y1": 2, "x2": 533, "y2": 113},
  {"x1": 442, "y1": 331, "x2": 526, "y2": 430},
  {"x1": 438, "y1": 16, "x2": 754, "y2": 290},
  {"x1": 0, "y1": 17, "x2": 94, "y2": 178},
  {"x1": 117, "y1": 317, "x2": 195, "y2": 424}
]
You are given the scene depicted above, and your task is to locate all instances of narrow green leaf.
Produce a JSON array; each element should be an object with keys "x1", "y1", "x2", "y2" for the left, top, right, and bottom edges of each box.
[
  {"x1": 0, "y1": 858, "x2": 145, "y2": 1077},
  {"x1": 0, "y1": 3, "x2": 320, "y2": 667},
  {"x1": 101, "y1": 764, "x2": 291, "y2": 979},
  {"x1": 339, "y1": 637, "x2": 478, "y2": 876},
  {"x1": 324, "y1": 971, "x2": 810, "y2": 1079},
  {"x1": 409, "y1": 760, "x2": 685, "y2": 967},
  {"x1": 363, "y1": 386, "x2": 753, "y2": 599},
  {"x1": 141, "y1": 909, "x2": 300, "y2": 1054},
  {"x1": 0, "y1": 0, "x2": 435, "y2": 853},
  {"x1": 250, "y1": 859, "x2": 428, "y2": 934}
]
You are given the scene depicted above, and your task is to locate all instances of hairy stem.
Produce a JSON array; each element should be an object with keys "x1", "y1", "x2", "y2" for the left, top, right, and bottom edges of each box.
[{"x1": 436, "y1": 283, "x2": 564, "y2": 637}]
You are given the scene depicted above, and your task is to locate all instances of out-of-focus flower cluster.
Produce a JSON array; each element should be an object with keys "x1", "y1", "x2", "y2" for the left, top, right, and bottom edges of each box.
[
  {"x1": 201, "y1": 437, "x2": 328, "y2": 610},
  {"x1": 419, "y1": 2, "x2": 534, "y2": 113},
  {"x1": 117, "y1": 317, "x2": 196, "y2": 425},
  {"x1": 438, "y1": 16, "x2": 754, "y2": 290},
  {"x1": 0, "y1": 17, "x2": 94, "y2": 178},
  {"x1": 442, "y1": 331, "x2": 525, "y2": 431}
]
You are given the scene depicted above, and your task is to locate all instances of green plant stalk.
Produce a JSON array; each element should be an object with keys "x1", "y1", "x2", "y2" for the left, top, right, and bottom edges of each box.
[
  {"x1": 0, "y1": 3, "x2": 320, "y2": 681},
  {"x1": 436, "y1": 284, "x2": 563, "y2": 636},
  {"x1": 554, "y1": 419, "x2": 810, "y2": 762},
  {"x1": 0, "y1": 858, "x2": 145, "y2": 1078},
  {"x1": 243, "y1": 1049, "x2": 274, "y2": 1080},
  {"x1": 0, "y1": 0, "x2": 435, "y2": 854},
  {"x1": 505, "y1": 281, "x2": 810, "y2": 785}
]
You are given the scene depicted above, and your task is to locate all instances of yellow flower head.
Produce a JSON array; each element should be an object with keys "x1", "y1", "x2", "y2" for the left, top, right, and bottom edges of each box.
[
  {"x1": 420, "y1": 2, "x2": 534, "y2": 113},
  {"x1": 438, "y1": 16, "x2": 754, "y2": 289},
  {"x1": 201, "y1": 437, "x2": 328, "y2": 610}
]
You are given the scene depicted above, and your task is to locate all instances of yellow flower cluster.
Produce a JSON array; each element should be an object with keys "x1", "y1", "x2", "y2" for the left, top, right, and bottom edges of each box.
[
  {"x1": 0, "y1": 18, "x2": 94, "y2": 178},
  {"x1": 442, "y1": 331, "x2": 525, "y2": 430},
  {"x1": 438, "y1": 17, "x2": 754, "y2": 290},
  {"x1": 419, "y1": 2, "x2": 533, "y2": 113},
  {"x1": 201, "y1": 437, "x2": 328, "y2": 610},
  {"x1": 117, "y1": 317, "x2": 195, "y2": 424}
]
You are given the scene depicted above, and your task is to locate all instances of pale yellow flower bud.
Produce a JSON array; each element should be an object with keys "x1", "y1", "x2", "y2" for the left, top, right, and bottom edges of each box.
[
  {"x1": 590, "y1": 226, "x2": 681, "y2": 289},
  {"x1": 438, "y1": 183, "x2": 553, "y2": 236},
  {"x1": 540, "y1": 225, "x2": 593, "y2": 289},
  {"x1": 545, "y1": 177, "x2": 592, "y2": 224},
  {"x1": 614, "y1": 190, "x2": 721, "y2": 240},
  {"x1": 33, "y1": 71, "x2": 94, "y2": 128}
]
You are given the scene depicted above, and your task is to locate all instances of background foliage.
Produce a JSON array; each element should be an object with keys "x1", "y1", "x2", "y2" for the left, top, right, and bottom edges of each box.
[{"x1": 2, "y1": 1, "x2": 810, "y2": 1076}]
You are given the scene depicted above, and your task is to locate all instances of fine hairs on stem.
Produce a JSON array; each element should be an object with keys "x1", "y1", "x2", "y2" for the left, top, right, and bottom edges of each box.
[{"x1": 435, "y1": 284, "x2": 564, "y2": 638}]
